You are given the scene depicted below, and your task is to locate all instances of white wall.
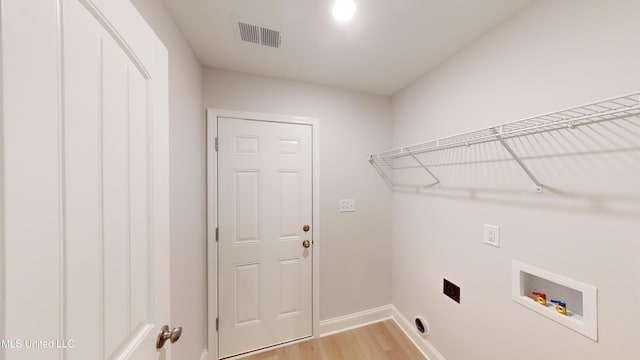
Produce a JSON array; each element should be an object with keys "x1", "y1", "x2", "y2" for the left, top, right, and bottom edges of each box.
[
  {"x1": 391, "y1": 0, "x2": 640, "y2": 359},
  {"x1": 203, "y1": 68, "x2": 393, "y2": 320},
  {"x1": 129, "y1": 1, "x2": 206, "y2": 358}
]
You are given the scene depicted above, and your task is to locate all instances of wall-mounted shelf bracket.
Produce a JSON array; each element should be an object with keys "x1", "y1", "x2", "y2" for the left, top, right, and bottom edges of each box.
[
  {"x1": 490, "y1": 127, "x2": 544, "y2": 193},
  {"x1": 406, "y1": 148, "x2": 440, "y2": 186},
  {"x1": 369, "y1": 156, "x2": 394, "y2": 190}
]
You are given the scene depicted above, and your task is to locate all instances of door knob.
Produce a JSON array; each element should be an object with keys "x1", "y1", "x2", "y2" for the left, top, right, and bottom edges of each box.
[
  {"x1": 302, "y1": 240, "x2": 311, "y2": 248},
  {"x1": 156, "y1": 325, "x2": 182, "y2": 349}
]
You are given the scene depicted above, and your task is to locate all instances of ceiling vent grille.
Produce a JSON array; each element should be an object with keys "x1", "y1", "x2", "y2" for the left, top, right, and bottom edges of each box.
[
  {"x1": 260, "y1": 27, "x2": 281, "y2": 48},
  {"x1": 238, "y1": 22, "x2": 260, "y2": 45},
  {"x1": 235, "y1": 18, "x2": 283, "y2": 49}
]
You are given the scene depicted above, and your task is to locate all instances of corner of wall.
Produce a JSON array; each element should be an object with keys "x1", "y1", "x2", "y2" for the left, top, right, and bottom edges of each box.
[
  {"x1": 390, "y1": 306, "x2": 446, "y2": 360},
  {"x1": 319, "y1": 305, "x2": 393, "y2": 337},
  {"x1": 314, "y1": 304, "x2": 448, "y2": 360},
  {"x1": 129, "y1": 0, "x2": 207, "y2": 359}
]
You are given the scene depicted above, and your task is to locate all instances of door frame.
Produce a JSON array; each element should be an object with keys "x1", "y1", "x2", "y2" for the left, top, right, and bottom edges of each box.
[{"x1": 206, "y1": 109, "x2": 320, "y2": 359}]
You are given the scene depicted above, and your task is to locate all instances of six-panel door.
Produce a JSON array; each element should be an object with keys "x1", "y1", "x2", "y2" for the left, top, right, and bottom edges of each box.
[{"x1": 218, "y1": 118, "x2": 313, "y2": 358}]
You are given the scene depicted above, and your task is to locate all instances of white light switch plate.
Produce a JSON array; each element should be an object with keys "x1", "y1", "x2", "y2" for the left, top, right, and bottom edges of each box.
[
  {"x1": 339, "y1": 199, "x2": 355, "y2": 212},
  {"x1": 484, "y1": 224, "x2": 500, "y2": 247}
]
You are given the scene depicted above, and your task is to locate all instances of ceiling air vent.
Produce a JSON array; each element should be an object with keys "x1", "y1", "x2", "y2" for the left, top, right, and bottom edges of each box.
[
  {"x1": 235, "y1": 17, "x2": 283, "y2": 49},
  {"x1": 260, "y1": 27, "x2": 281, "y2": 48},
  {"x1": 238, "y1": 22, "x2": 260, "y2": 45}
]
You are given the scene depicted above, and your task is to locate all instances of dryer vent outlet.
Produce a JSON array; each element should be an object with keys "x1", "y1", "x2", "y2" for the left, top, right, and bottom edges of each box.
[{"x1": 414, "y1": 316, "x2": 430, "y2": 336}]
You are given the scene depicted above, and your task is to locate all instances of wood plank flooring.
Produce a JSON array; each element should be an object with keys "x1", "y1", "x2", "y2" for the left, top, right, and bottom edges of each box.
[{"x1": 238, "y1": 320, "x2": 425, "y2": 360}]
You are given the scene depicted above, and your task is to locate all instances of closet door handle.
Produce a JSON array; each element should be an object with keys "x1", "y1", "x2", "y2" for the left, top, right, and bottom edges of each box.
[
  {"x1": 156, "y1": 325, "x2": 182, "y2": 349},
  {"x1": 302, "y1": 240, "x2": 311, "y2": 248}
]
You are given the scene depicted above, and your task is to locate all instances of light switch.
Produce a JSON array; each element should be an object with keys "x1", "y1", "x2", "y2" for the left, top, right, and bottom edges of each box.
[{"x1": 339, "y1": 199, "x2": 355, "y2": 212}]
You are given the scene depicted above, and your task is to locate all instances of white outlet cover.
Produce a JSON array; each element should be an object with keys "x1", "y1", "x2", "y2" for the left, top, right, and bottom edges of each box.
[
  {"x1": 484, "y1": 224, "x2": 500, "y2": 247},
  {"x1": 339, "y1": 199, "x2": 355, "y2": 212}
]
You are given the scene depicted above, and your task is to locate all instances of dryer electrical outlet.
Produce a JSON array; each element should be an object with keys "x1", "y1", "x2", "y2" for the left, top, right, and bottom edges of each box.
[{"x1": 443, "y1": 279, "x2": 461, "y2": 303}]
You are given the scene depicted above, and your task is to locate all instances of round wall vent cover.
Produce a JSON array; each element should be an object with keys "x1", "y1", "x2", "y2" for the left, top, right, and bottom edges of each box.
[{"x1": 414, "y1": 316, "x2": 430, "y2": 336}]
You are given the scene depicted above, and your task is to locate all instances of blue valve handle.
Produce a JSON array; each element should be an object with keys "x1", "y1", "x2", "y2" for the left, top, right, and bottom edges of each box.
[{"x1": 550, "y1": 299, "x2": 566, "y2": 307}]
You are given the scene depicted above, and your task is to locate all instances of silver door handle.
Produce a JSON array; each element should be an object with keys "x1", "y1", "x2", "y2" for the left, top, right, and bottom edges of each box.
[{"x1": 156, "y1": 325, "x2": 182, "y2": 349}]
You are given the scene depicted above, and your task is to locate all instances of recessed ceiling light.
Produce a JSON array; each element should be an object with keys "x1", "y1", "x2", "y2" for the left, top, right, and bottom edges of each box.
[{"x1": 332, "y1": 0, "x2": 356, "y2": 22}]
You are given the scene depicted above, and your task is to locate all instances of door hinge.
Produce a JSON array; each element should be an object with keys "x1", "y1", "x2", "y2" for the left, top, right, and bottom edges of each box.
[
  {"x1": 215, "y1": 137, "x2": 218, "y2": 151},
  {"x1": 216, "y1": 317, "x2": 219, "y2": 331},
  {"x1": 215, "y1": 227, "x2": 219, "y2": 242}
]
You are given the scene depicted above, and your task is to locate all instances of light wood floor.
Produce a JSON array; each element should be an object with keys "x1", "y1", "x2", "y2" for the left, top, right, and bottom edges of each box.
[{"x1": 238, "y1": 320, "x2": 425, "y2": 360}]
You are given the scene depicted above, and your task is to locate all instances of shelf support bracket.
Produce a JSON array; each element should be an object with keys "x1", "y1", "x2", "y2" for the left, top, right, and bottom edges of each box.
[
  {"x1": 406, "y1": 149, "x2": 441, "y2": 186},
  {"x1": 491, "y1": 128, "x2": 543, "y2": 193},
  {"x1": 369, "y1": 158, "x2": 395, "y2": 190}
]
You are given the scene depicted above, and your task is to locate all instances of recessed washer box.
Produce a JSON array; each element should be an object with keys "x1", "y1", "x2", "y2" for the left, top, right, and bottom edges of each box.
[{"x1": 512, "y1": 261, "x2": 598, "y2": 341}]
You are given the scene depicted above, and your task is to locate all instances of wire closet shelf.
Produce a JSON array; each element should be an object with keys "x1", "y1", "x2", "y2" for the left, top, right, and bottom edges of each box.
[{"x1": 369, "y1": 92, "x2": 640, "y2": 193}]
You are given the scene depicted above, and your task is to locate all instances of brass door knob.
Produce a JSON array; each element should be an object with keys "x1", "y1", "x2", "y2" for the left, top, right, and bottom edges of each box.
[
  {"x1": 156, "y1": 325, "x2": 182, "y2": 349},
  {"x1": 302, "y1": 240, "x2": 311, "y2": 248}
]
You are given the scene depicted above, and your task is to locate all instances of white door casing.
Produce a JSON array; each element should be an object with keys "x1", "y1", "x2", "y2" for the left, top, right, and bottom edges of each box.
[
  {"x1": 1, "y1": 0, "x2": 170, "y2": 359},
  {"x1": 207, "y1": 111, "x2": 320, "y2": 359}
]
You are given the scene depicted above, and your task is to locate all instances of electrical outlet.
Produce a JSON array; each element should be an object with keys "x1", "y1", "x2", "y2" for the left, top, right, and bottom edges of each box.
[
  {"x1": 484, "y1": 224, "x2": 500, "y2": 247},
  {"x1": 339, "y1": 199, "x2": 355, "y2": 212}
]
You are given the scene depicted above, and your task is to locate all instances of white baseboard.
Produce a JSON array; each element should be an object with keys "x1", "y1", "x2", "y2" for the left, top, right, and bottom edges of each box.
[
  {"x1": 390, "y1": 305, "x2": 446, "y2": 360},
  {"x1": 319, "y1": 304, "x2": 393, "y2": 337},
  {"x1": 206, "y1": 305, "x2": 446, "y2": 360},
  {"x1": 200, "y1": 349, "x2": 209, "y2": 360}
]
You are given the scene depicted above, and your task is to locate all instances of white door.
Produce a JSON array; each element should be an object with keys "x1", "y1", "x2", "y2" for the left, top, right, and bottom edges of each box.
[
  {"x1": 1, "y1": 0, "x2": 171, "y2": 359},
  {"x1": 218, "y1": 118, "x2": 313, "y2": 358}
]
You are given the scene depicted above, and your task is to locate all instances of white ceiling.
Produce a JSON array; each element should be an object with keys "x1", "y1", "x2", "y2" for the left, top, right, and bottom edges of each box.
[{"x1": 162, "y1": 0, "x2": 532, "y2": 95}]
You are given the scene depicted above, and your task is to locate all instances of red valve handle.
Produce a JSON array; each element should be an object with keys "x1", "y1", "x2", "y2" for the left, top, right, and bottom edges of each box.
[{"x1": 532, "y1": 292, "x2": 546, "y2": 299}]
